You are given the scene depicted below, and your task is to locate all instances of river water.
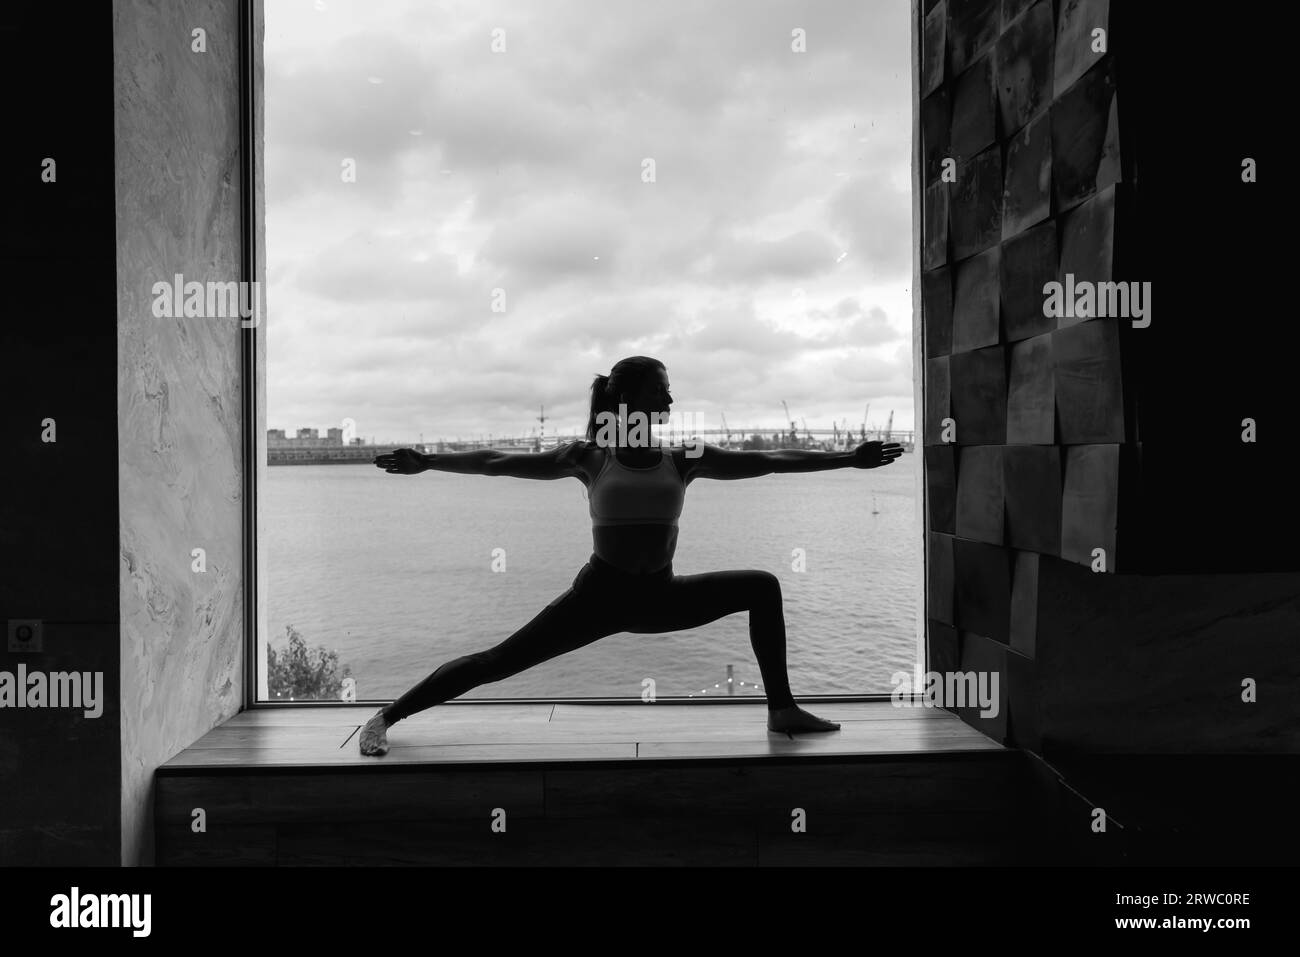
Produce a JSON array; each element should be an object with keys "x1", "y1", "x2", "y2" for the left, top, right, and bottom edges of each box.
[{"x1": 263, "y1": 452, "x2": 922, "y2": 701}]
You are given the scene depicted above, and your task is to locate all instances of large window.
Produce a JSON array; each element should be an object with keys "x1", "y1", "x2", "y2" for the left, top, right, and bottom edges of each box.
[{"x1": 257, "y1": 0, "x2": 918, "y2": 704}]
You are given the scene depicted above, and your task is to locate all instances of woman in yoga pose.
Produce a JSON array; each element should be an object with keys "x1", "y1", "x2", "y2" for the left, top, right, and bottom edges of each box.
[{"x1": 360, "y1": 355, "x2": 903, "y2": 755}]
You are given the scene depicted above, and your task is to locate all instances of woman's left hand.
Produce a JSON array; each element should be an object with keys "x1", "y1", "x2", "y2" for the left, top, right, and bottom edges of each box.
[{"x1": 852, "y1": 441, "x2": 904, "y2": 469}]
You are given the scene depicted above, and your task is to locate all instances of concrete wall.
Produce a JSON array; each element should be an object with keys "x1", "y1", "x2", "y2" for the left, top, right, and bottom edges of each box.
[{"x1": 115, "y1": 0, "x2": 250, "y2": 866}]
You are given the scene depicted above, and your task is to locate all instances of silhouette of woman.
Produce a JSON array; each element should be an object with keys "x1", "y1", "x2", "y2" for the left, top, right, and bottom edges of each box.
[{"x1": 360, "y1": 356, "x2": 903, "y2": 755}]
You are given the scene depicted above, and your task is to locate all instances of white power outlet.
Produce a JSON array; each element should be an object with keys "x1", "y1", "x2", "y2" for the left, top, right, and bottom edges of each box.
[{"x1": 7, "y1": 619, "x2": 43, "y2": 653}]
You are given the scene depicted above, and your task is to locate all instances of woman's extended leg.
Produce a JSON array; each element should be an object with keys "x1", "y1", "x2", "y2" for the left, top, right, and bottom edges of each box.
[
  {"x1": 360, "y1": 567, "x2": 624, "y2": 755},
  {"x1": 625, "y1": 569, "x2": 840, "y2": 733}
]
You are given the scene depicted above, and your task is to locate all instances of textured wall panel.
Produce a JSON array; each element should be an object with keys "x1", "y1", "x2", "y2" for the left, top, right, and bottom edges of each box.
[
  {"x1": 1002, "y1": 445, "x2": 1062, "y2": 554},
  {"x1": 922, "y1": 88, "x2": 951, "y2": 187},
  {"x1": 925, "y1": 356, "x2": 952, "y2": 444},
  {"x1": 922, "y1": 1, "x2": 948, "y2": 97},
  {"x1": 951, "y1": 246, "x2": 1001, "y2": 353},
  {"x1": 1009, "y1": 550, "x2": 1039, "y2": 656},
  {"x1": 1060, "y1": 444, "x2": 1119, "y2": 568},
  {"x1": 1051, "y1": 55, "x2": 1119, "y2": 212},
  {"x1": 955, "y1": 631, "x2": 1009, "y2": 742},
  {"x1": 1001, "y1": 0, "x2": 1037, "y2": 28},
  {"x1": 929, "y1": 532, "x2": 956, "y2": 625},
  {"x1": 995, "y1": 0, "x2": 1054, "y2": 134},
  {"x1": 1056, "y1": 184, "x2": 1116, "y2": 328},
  {"x1": 1054, "y1": 0, "x2": 1110, "y2": 95},
  {"x1": 1000, "y1": 220, "x2": 1057, "y2": 341},
  {"x1": 923, "y1": 180, "x2": 950, "y2": 269},
  {"x1": 1001, "y1": 111, "x2": 1052, "y2": 239},
  {"x1": 949, "y1": 0, "x2": 1000, "y2": 76},
  {"x1": 950, "y1": 144, "x2": 1002, "y2": 260},
  {"x1": 1006, "y1": 332, "x2": 1055, "y2": 444},
  {"x1": 923, "y1": 267, "x2": 953, "y2": 359},
  {"x1": 1053, "y1": 318, "x2": 1125, "y2": 444},
  {"x1": 954, "y1": 538, "x2": 1012, "y2": 641},
  {"x1": 926, "y1": 443, "x2": 957, "y2": 534},
  {"x1": 949, "y1": 345, "x2": 1007, "y2": 445},
  {"x1": 951, "y1": 52, "x2": 996, "y2": 162},
  {"x1": 956, "y1": 632, "x2": 1009, "y2": 742},
  {"x1": 928, "y1": 619, "x2": 960, "y2": 675},
  {"x1": 956, "y1": 445, "x2": 1005, "y2": 544}
]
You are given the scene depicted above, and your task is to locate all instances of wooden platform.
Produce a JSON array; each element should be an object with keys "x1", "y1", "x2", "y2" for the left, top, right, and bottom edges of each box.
[
  {"x1": 161, "y1": 700, "x2": 1004, "y2": 767},
  {"x1": 155, "y1": 702, "x2": 1038, "y2": 865}
]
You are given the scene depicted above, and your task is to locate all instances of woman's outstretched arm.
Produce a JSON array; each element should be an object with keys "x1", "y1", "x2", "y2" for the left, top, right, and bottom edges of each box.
[
  {"x1": 374, "y1": 441, "x2": 586, "y2": 479},
  {"x1": 684, "y1": 441, "x2": 903, "y2": 481}
]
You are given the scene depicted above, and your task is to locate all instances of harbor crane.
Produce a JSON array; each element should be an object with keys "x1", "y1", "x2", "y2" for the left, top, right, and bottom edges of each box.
[
  {"x1": 536, "y1": 404, "x2": 548, "y2": 450},
  {"x1": 720, "y1": 412, "x2": 732, "y2": 448}
]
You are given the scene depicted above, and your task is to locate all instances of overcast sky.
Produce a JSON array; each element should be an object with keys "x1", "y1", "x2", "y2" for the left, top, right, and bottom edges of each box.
[{"x1": 265, "y1": 0, "x2": 914, "y2": 445}]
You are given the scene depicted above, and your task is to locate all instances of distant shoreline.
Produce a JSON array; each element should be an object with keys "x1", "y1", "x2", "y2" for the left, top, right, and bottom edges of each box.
[{"x1": 268, "y1": 443, "x2": 915, "y2": 466}]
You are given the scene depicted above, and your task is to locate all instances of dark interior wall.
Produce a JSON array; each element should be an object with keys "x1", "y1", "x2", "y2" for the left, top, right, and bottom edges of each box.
[
  {"x1": 0, "y1": 5, "x2": 121, "y2": 865},
  {"x1": 918, "y1": 0, "x2": 1297, "y2": 755}
]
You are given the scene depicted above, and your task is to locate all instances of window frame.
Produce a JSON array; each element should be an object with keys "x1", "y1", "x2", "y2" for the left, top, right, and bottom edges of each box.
[{"x1": 239, "y1": 0, "x2": 929, "y2": 710}]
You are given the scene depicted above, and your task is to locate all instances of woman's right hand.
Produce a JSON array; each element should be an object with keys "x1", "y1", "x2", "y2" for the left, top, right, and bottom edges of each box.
[{"x1": 374, "y1": 448, "x2": 428, "y2": 474}]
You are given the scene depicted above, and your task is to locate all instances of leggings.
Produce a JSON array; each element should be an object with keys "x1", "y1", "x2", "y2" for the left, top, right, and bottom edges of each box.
[{"x1": 381, "y1": 552, "x2": 797, "y2": 725}]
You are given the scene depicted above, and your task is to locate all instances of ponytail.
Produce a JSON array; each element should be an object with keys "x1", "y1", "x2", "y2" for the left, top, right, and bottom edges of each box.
[{"x1": 585, "y1": 374, "x2": 616, "y2": 443}]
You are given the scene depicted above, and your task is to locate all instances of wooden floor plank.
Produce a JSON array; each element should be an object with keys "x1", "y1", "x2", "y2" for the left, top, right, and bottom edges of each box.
[
  {"x1": 162, "y1": 741, "x2": 640, "y2": 769},
  {"x1": 184, "y1": 726, "x2": 358, "y2": 750},
  {"x1": 639, "y1": 736, "x2": 999, "y2": 760},
  {"x1": 548, "y1": 702, "x2": 964, "y2": 724},
  {"x1": 223, "y1": 703, "x2": 554, "y2": 728}
]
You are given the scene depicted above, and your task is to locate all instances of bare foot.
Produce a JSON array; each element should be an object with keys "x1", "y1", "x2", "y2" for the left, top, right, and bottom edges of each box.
[
  {"x1": 767, "y1": 705, "x2": 841, "y2": 734},
  {"x1": 359, "y1": 710, "x2": 391, "y2": 756}
]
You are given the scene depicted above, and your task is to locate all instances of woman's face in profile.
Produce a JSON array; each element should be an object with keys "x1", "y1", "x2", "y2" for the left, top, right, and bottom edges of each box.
[{"x1": 623, "y1": 370, "x2": 673, "y2": 422}]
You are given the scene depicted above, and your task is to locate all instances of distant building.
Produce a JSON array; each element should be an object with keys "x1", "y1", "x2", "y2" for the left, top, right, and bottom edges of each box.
[{"x1": 267, "y1": 427, "x2": 345, "y2": 449}]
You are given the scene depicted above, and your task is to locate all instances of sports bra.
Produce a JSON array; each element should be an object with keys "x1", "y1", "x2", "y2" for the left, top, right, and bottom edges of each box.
[{"x1": 587, "y1": 445, "x2": 686, "y2": 527}]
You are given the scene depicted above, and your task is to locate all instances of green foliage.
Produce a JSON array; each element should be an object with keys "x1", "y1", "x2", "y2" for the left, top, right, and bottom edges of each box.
[{"x1": 267, "y1": 624, "x2": 353, "y2": 700}]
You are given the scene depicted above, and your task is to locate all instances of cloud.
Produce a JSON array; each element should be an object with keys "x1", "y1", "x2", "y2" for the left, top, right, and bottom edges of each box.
[
  {"x1": 292, "y1": 230, "x2": 465, "y2": 304},
  {"x1": 826, "y1": 175, "x2": 913, "y2": 282},
  {"x1": 478, "y1": 195, "x2": 623, "y2": 288},
  {"x1": 696, "y1": 230, "x2": 840, "y2": 284},
  {"x1": 264, "y1": 0, "x2": 917, "y2": 439}
]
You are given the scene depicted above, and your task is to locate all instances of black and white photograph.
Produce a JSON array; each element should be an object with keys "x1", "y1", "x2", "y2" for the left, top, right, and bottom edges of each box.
[{"x1": 0, "y1": 0, "x2": 1295, "y2": 941}]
